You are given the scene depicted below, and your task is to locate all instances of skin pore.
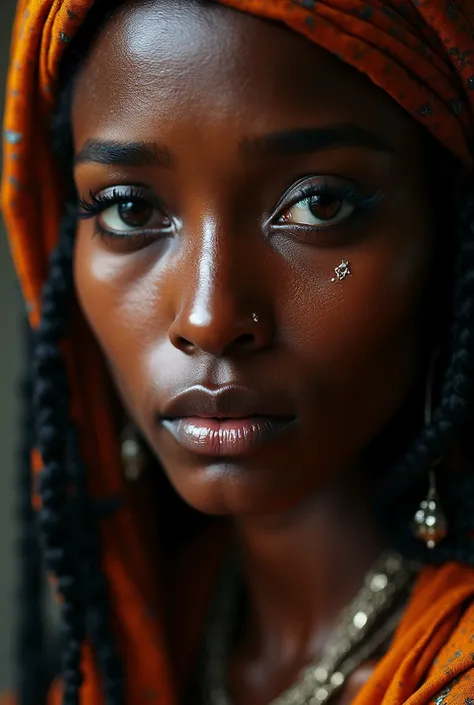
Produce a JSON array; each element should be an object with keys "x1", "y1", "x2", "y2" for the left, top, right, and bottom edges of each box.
[{"x1": 71, "y1": 1, "x2": 437, "y2": 703}]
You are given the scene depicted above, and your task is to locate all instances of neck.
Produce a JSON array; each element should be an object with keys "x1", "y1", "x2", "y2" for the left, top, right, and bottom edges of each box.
[{"x1": 233, "y1": 472, "x2": 387, "y2": 665}]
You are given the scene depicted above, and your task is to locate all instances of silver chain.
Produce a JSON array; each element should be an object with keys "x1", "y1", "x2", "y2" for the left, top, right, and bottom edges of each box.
[{"x1": 201, "y1": 552, "x2": 418, "y2": 705}]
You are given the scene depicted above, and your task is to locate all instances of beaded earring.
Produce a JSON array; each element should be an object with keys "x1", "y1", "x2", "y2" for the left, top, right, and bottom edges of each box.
[
  {"x1": 411, "y1": 354, "x2": 448, "y2": 549},
  {"x1": 121, "y1": 423, "x2": 146, "y2": 482}
]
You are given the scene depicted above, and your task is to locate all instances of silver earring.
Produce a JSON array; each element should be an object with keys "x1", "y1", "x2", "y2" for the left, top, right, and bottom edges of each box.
[
  {"x1": 411, "y1": 354, "x2": 448, "y2": 549},
  {"x1": 331, "y1": 260, "x2": 351, "y2": 282},
  {"x1": 121, "y1": 424, "x2": 146, "y2": 482},
  {"x1": 252, "y1": 313, "x2": 259, "y2": 324}
]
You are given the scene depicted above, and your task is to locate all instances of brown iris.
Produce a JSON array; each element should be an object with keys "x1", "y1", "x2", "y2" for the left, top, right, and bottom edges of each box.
[
  {"x1": 308, "y1": 194, "x2": 343, "y2": 222},
  {"x1": 118, "y1": 200, "x2": 157, "y2": 228}
]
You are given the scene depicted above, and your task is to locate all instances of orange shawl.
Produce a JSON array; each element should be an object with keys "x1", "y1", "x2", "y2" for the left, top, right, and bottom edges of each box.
[{"x1": 3, "y1": 1, "x2": 474, "y2": 704}]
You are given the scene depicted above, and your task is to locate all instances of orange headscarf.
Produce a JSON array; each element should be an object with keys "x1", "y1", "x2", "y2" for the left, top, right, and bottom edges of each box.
[{"x1": 3, "y1": 1, "x2": 474, "y2": 704}]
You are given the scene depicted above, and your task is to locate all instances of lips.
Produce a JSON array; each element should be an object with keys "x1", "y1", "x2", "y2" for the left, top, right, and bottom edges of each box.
[{"x1": 160, "y1": 385, "x2": 296, "y2": 456}]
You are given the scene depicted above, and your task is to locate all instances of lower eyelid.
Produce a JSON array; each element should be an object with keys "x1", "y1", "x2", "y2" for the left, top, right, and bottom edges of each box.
[
  {"x1": 95, "y1": 225, "x2": 152, "y2": 239},
  {"x1": 94, "y1": 222, "x2": 155, "y2": 242}
]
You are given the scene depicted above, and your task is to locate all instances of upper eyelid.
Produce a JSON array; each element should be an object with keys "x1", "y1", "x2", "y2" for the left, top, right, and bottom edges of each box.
[
  {"x1": 82, "y1": 185, "x2": 149, "y2": 202},
  {"x1": 79, "y1": 178, "x2": 369, "y2": 220},
  {"x1": 272, "y1": 176, "x2": 356, "y2": 208},
  {"x1": 78, "y1": 186, "x2": 164, "y2": 215}
]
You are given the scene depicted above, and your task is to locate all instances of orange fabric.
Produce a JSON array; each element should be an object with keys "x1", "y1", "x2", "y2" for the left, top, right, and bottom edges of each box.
[{"x1": 3, "y1": 1, "x2": 474, "y2": 704}]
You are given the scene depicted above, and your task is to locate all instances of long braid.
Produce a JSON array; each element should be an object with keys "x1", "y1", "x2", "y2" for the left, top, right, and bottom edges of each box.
[
  {"x1": 14, "y1": 2, "x2": 131, "y2": 701},
  {"x1": 32, "y1": 197, "x2": 126, "y2": 704},
  {"x1": 68, "y1": 425, "x2": 125, "y2": 705},
  {"x1": 17, "y1": 317, "x2": 45, "y2": 705},
  {"x1": 34, "y1": 204, "x2": 86, "y2": 705},
  {"x1": 376, "y1": 172, "x2": 474, "y2": 562}
]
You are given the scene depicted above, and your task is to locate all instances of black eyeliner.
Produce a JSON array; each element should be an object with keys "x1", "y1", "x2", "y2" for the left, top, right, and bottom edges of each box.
[{"x1": 283, "y1": 181, "x2": 382, "y2": 214}]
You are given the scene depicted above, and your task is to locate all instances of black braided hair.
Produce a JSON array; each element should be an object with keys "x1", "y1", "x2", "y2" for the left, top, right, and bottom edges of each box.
[
  {"x1": 22, "y1": 194, "x2": 125, "y2": 705},
  {"x1": 374, "y1": 166, "x2": 474, "y2": 563},
  {"x1": 14, "y1": 1, "x2": 474, "y2": 703},
  {"x1": 16, "y1": 3, "x2": 129, "y2": 703},
  {"x1": 33, "y1": 204, "x2": 86, "y2": 705},
  {"x1": 68, "y1": 425, "x2": 125, "y2": 705},
  {"x1": 35, "y1": 194, "x2": 125, "y2": 703},
  {"x1": 16, "y1": 316, "x2": 45, "y2": 705}
]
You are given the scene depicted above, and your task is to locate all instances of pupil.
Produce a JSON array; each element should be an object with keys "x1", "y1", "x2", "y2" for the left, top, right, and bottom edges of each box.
[
  {"x1": 118, "y1": 200, "x2": 153, "y2": 227},
  {"x1": 309, "y1": 195, "x2": 342, "y2": 221}
]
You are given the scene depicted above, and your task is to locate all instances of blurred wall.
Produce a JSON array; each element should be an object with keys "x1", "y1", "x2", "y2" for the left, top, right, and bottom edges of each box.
[{"x1": 0, "y1": 0, "x2": 23, "y2": 690}]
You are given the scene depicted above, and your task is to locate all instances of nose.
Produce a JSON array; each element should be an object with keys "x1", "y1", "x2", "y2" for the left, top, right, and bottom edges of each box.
[{"x1": 168, "y1": 222, "x2": 274, "y2": 357}]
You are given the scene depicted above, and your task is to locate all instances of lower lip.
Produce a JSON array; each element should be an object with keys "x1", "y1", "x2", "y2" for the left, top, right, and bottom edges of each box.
[{"x1": 161, "y1": 416, "x2": 295, "y2": 456}]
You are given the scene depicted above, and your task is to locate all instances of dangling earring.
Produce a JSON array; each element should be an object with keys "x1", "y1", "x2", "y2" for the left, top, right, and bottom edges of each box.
[
  {"x1": 411, "y1": 353, "x2": 448, "y2": 549},
  {"x1": 121, "y1": 423, "x2": 146, "y2": 482}
]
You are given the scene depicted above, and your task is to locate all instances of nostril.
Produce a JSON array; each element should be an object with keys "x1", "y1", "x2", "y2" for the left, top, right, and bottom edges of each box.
[{"x1": 176, "y1": 336, "x2": 194, "y2": 353}]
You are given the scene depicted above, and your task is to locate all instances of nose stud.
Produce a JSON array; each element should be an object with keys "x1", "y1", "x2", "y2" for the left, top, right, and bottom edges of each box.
[{"x1": 331, "y1": 260, "x2": 351, "y2": 282}]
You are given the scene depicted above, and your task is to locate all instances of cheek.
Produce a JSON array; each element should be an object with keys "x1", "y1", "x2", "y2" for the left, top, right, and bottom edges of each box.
[
  {"x1": 73, "y1": 228, "x2": 167, "y2": 410},
  {"x1": 281, "y1": 219, "x2": 434, "y2": 445}
]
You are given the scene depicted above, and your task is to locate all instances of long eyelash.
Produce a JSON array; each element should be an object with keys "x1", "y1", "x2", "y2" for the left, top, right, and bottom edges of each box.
[
  {"x1": 294, "y1": 182, "x2": 382, "y2": 210},
  {"x1": 77, "y1": 187, "x2": 146, "y2": 220}
]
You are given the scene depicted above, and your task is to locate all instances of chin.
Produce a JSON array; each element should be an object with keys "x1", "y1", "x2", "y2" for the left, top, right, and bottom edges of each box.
[{"x1": 156, "y1": 456, "x2": 325, "y2": 517}]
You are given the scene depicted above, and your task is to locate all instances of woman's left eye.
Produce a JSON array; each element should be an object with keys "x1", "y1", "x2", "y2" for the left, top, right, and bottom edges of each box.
[{"x1": 277, "y1": 192, "x2": 355, "y2": 228}]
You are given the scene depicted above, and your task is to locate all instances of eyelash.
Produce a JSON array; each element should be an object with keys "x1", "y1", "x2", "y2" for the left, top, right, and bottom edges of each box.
[
  {"x1": 279, "y1": 181, "x2": 381, "y2": 224},
  {"x1": 78, "y1": 186, "x2": 151, "y2": 219},
  {"x1": 77, "y1": 180, "x2": 381, "y2": 245}
]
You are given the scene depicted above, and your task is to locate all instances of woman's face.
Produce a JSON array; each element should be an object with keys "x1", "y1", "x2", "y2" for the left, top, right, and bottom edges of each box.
[{"x1": 73, "y1": 0, "x2": 434, "y2": 516}]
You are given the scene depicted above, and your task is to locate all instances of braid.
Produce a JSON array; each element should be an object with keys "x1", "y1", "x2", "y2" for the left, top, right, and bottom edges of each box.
[
  {"x1": 17, "y1": 317, "x2": 45, "y2": 705},
  {"x1": 68, "y1": 426, "x2": 125, "y2": 705},
  {"x1": 376, "y1": 171, "x2": 474, "y2": 563},
  {"x1": 15, "y1": 2, "x2": 131, "y2": 701},
  {"x1": 34, "y1": 205, "x2": 86, "y2": 705},
  {"x1": 31, "y1": 199, "x2": 125, "y2": 704}
]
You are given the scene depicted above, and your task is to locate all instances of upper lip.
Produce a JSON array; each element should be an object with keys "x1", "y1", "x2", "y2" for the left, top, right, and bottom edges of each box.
[{"x1": 160, "y1": 384, "x2": 294, "y2": 420}]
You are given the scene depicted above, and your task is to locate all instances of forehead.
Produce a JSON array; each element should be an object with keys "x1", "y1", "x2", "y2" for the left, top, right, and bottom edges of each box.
[{"x1": 72, "y1": 0, "x2": 419, "y2": 156}]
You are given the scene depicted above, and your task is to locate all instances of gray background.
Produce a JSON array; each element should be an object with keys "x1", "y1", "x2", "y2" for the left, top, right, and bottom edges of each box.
[{"x1": 1, "y1": 0, "x2": 24, "y2": 690}]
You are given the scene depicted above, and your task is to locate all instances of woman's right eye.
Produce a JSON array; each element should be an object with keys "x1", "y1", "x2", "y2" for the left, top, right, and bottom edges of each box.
[
  {"x1": 78, "y1": 187, "x2": 173, "y2": 241},
  {"x1": 99, "y1": 199, "x2": 171, "y2": 234}
]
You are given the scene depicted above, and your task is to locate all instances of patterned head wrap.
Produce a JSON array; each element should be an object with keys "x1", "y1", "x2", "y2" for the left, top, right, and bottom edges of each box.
[{"x1": 3, "y1": 2, "x2": 474, "y2": 704}]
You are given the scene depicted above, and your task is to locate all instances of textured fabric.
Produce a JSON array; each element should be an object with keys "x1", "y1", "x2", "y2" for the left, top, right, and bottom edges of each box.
[
  {"x1": 219, "y1": 0, "x2": 474, "y2": 166},
  {"x1": 3, "y1": 1, "x2": 474, "y2": 703}
]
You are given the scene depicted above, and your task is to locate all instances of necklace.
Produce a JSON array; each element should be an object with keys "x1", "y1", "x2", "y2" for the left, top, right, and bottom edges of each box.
[{"x1": 201, "y1": 551, "x2": 418, "y2": 705}]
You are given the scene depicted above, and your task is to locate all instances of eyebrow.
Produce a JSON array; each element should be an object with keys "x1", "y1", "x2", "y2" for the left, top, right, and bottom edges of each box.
[
  {"x1": 74, "y1": 139, "x2": 172, "y2": 168},
  {"x1": 74, "y1": 123, "x2": 392, "y2": 169},
  {"x1": 240, "y1": 124, "x2": 394, "y2": 157}
]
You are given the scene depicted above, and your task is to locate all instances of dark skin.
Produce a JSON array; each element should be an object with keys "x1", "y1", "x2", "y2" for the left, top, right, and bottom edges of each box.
[{"x1": 71, "y1": 1, "x2": 436, "y2": 702}]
